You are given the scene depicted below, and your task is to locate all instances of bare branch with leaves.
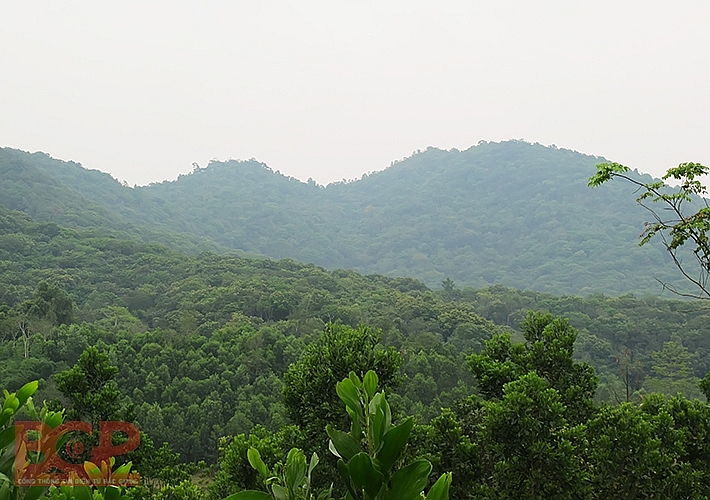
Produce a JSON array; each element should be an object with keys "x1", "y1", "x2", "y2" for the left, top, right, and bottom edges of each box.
[{"x1": 589, "y1": 161, "x2": 710, "y2": 299}]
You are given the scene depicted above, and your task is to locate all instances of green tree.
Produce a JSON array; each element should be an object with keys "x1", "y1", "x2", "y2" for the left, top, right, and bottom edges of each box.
[
  {"x1": 586, "y1": 395, "x2": 708, "y2": 499},
  {"x1": 419, "y1": 405, "x2": 481, "y2": 500},
  {"x1": 482, "y1": 373, "x2": 588, "y2": 500},
  {"x1": 19, "y1": 281, "x2": 74, "y2": 327},
  {"x1": 54, "y1": 346, "x2": 132, "y2": 426},
  {"x1": 700, "y1": 371, "x2": 710, "y2": 401},
  {"x1": 643, "y1": 340, "x2": 700, "y2": 398},
  {"x1": 440, "y1": 278, "x2": 457, "y2": 302},
  {"x1": 468, "y1": 311, "x2": 597, "y2": 423},
  {"x1": 283, "y1": 324, "x2": 402, "y2": 438}
]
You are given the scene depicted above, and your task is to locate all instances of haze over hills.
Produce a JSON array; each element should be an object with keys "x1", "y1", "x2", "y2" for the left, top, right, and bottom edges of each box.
[{"x1": 0, "y1": 140, "x2": 687, "y2": 295}]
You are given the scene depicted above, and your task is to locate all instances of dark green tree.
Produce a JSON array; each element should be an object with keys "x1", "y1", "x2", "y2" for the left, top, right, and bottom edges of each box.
[
  {"x1": 468, "y1": 311, "x2": 597, "y2": 423},
  {"x1": 283, "y1": 324, "x2": 402, "y2": 438},
  {"x1": 643, "y1": 340, "x2": 700, "y2": 398},
  {"x1": 586, "y1": 394, "x2": 709, "y2": 499},
  {"x1": 482, "y1": 373, "x2": 588, "y2": 500},
  {"x1": 440, "y1": 278, "x2": 457, "y2": 302},
  {"x1": 20, "y1": 281, "x2": 74, "y2": 326},
  {"x1": 54, "y1": 346, "x2": 132, "y2": 426}
]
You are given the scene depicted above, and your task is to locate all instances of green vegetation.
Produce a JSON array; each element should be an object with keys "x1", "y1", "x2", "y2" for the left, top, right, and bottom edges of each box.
[
  {"x1": 0, "y1": 380, "x2": 65, "y2": 500},
  {"x1": 0, "y1": 141, "x2": 691, "y2": 295},
  {"x1": 0, "y1": 203, "x2": 497, "y2": 464},
  {"x1": 4, "y1": 151, "x2": 710, "y2": 498},
  {"x1": 590, "y1": 160, "x2": 710, "y2": 298},
  {"x1": 325, "y1": 370, "x2": 451, "y2": 500}
]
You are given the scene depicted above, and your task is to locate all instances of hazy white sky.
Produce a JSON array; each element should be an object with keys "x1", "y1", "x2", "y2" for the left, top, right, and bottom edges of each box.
[{"x1": 1, "y1": 1, "x2": 708, "y2": 186}]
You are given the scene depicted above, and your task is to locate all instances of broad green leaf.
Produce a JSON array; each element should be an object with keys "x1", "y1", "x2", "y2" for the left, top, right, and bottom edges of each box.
[
  {"x1": 363, "y1": 371, "x2": 378, "y2": 399},
  {"x1": 368, "y1": 393, "x2": 382, "y2": 417},
  {"x1": 247, "y1": 448, "x2": 269, "y2": 480},
  {"x1": 376, "y1": 418, "x2": 414, "y2": 473},
  {"x1": 225, "y1": 491, "x2": 273, "y2": 500},
  {"x1": 113, "y1": 462, "x2": 132, "y2": 477},
  {"x1": 308, "y1": 452, "x2": 319, "y2": 477},
  {"x1": 0, "y1": 481, "x2": 10, "y2": 500},
  {"x1": 346, "y1": 407, "x2": 361, "y2": 439},
  {"x1": 16, "y1": 382, "x2": 38, "y2": 407},
  {"x1": 328, "y1": 440, "x2": 341, "y2": 459},
  {"x1": 326, "y1": 426, "x2": 361, "y2": 460},
  {"x1": 0, "y1": 441, "x2": 17, "y2": 472},
  {"x1": 337, "y1": 459, "x2": 359, "y2": 500},
  {"x1": 84, "y1": 461, "x2": 102, "y2": 484},
  {"x1": 371, "y1": 395, "x2": 390, "y2": 452},
  {"x1": 0, "y1": 409, "x2": 12, "y2": 429},
  {"x1": 384, "y1": 460, "x2": 432, "y2": 500},
  {"x1": 348, "y1": 372, "x2": 362, "y2": 388},
  {"x1": 73, "y1": 486, "x2": 94, "y2": 500},
  {"x1": 271, "y1": 483, "x2": 288, "y2": 500},
  {"x1": 348, "y1": 452, "x2": 384, "y2": 499},
  {"x1": 383, "y1": 395, "x2": 391, "y2": 431},
  {"x1": 2, "y1": 395, "x2": 18, "y2": 413},
  {"x1": 285, "y1": 448, "x2": 306, "y2": 491},
  {"x1": 25, "y1": 398, "x2": 37, "y2": 422},
  {"x1": 45, "y1": 411, "x2": 64, "y2": 430},
  {"x1": 317, "y1": 486, "x2": 333, "y2": 500},
  {"x1": 336, "y1": 379, "x2": 362, "y2": 416},
  {"x1": 103, "y1": 486, "x2": 120, "y2": 500},
  {"x1": 425, "y1": 473, "x2": 451, "y2": 500}
]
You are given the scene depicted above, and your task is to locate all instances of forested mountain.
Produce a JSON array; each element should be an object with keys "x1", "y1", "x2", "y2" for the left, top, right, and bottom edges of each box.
[{"x1": 0, "y1": 141, "x2": 687, "y2": 296}]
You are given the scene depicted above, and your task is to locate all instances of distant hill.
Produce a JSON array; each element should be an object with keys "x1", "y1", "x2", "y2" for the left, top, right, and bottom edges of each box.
[
  {"x1": 0, "y1": 141, "x2": 688, "y2": 295},
  {"x1": 0, "y1": 148, "x2": 224, "y2": 253}
]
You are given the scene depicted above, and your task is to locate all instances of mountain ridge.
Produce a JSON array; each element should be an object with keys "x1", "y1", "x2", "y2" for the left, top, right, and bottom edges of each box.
[{"x1": 0, "y1": 141, "x2": 685, "y2": 296}]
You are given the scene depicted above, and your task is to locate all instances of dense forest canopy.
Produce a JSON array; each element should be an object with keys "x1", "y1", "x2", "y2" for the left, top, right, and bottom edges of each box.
[
  {"x1": 1, "y1": 203, "x2": 709, "y2": 455},
  {"x1": 3, "y1": 154, "x2": 710, "y2": 498},
  {"x1": 0, "y1": 141, "x2": 692, "y2": 295}
]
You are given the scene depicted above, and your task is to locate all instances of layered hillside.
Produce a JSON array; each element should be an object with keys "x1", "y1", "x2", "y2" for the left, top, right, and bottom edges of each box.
[
  {"x1": 0, "y1": 204, "x2": 499, "y2": 459},
  {"x1": 2, "y1": 204, "x2": 710, "y2": 461},
  {"x1": 0, "y1": 141, "x2": 686, "y2": 295}
]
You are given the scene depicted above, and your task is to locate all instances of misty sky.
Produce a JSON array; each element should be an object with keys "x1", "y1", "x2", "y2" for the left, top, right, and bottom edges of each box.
[{"x1": 1, "y1": 1, "x2": 708, "y2": 186}]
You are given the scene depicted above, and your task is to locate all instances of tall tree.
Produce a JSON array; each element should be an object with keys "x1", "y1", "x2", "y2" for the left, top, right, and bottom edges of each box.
[
  {"x1": 468, "y1": 311, "x2": 597, "y2": 423},
  {"x1": 643, "y1": 340, "x2": 700, "y2": 398},
  {"x1": 482, "y1": 373, "x2": 588, "y2": 500},
  {"x1": 54, "y1": 346, "x2": 133, "y2": 426}
]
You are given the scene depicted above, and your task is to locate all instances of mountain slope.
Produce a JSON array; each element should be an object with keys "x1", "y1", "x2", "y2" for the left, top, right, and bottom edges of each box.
[
  {"x1": 0, "y1": 148, "x2": 224, "y2": 253},
  {"x1": 0, "y1": 141, "x2": 686, "y2": 295}
]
